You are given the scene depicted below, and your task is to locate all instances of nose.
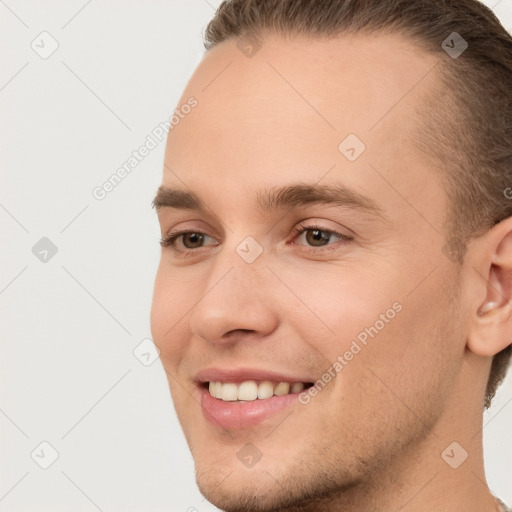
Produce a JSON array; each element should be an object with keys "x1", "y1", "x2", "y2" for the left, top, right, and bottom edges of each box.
[{"x1": 188, "y1": 250, "x2": 279, "y2": 345}]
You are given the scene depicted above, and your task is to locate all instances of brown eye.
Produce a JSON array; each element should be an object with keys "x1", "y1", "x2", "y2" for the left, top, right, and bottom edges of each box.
[
  {"x1": 182, "y1": 232, "x2": 205, "y2": 248},
  {"x1": 160, "y1": 230, "x2": 218, "y2": 251},
  {"x1": 292, "y1": 224, "x2": 352, "y2": 250},
  {"x1": 305, "y1": 229, "x2": 332, "y2": 247}
]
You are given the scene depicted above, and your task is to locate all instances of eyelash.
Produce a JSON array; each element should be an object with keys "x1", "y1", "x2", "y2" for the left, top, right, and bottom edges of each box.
[
  {"x1": 291, "y1": 223, "x2": 352, "y2": 249},
  {"x1": 159, "y1": 230, "x2": 214, "y2": 252},
  {"x1": 160, "y1": 223, "x2": 352, "y2": 255}
]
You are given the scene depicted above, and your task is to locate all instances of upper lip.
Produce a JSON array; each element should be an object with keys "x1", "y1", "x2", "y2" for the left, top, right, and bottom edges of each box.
[{"x1": 195, "y1": 367, "x2": 315, "y2": 385}]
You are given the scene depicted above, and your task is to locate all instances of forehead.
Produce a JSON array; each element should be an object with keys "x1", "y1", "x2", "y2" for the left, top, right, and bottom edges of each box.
[
  {"x1": 162, "y1": 32, "x2": 446, "y2": 231},
  {"x1": 168, "y1": 33, "x2": 437, "y2": 149}
]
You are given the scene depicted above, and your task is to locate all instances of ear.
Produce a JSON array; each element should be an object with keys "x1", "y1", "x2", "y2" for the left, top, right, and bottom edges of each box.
[{"x1": 467, "y1": 217, "x2": 512, "y2": 357}]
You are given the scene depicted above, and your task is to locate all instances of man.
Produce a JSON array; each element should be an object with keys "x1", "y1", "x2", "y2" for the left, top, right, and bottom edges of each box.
[{"x1": 151, "y1": 0, "x2": 512, "y2": 510}]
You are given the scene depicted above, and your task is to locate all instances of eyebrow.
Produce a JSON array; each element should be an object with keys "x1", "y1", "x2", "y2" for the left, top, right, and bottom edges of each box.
[{"x1": 152, "y1": 183, "x2": 386, "y2": 219}]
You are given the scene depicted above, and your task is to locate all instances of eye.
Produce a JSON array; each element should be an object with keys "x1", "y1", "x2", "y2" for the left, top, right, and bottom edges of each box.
[
  {"x1": 160, "y1": 230, "x2": 218, "y2": 250},
  {"x1": 160, "y1": 224, "x2": 352, "y2": 255},
  {"x1": 291, "y1": 223, "x2": 352, "y2": 248}
]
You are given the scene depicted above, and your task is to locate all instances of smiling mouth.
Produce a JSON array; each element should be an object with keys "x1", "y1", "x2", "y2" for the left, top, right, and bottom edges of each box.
[{"x1": 204, "y1": 380, "x2": 314, "y2": 402}]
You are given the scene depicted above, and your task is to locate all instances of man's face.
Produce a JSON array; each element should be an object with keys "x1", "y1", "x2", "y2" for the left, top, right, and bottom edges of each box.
[{"x1": 151, "y1": 33, "x2": 466, "y2": 510}]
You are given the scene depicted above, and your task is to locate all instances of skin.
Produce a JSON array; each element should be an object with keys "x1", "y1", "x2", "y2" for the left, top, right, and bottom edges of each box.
[{"x1": 150, "y1": 31, "x2": 512, "y2": 512}]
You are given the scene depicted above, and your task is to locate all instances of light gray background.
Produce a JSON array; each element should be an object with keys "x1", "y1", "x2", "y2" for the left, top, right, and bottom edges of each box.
[{"x1": 1, "y1": 1, "x2": 511, "y2": 511}]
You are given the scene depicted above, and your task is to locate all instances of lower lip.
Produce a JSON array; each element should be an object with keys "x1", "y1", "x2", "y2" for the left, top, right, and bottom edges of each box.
[{"x1": 199, "y1": 386, "x2": 302, "y2": 429}]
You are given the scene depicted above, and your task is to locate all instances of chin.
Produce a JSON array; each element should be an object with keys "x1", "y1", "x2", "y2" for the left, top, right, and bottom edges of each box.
[
  {"x1": 196, "y1": 474, "x2": 277, "y2": 512},
  {"x1": 196, "y1": 474, "x2": 300, "y2": 512},
  {"x1": 193, "y1": 453, "x2": 362, "y2": 512}
]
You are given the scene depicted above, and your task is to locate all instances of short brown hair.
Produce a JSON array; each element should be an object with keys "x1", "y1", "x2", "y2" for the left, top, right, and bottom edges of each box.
[{"x1": 203, "y1": 0, "x2": 512, "y2": 407}]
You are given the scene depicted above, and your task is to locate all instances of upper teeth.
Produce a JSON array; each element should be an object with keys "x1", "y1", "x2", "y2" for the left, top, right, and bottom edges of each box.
[{"x1": 208, "y1": 380, "x2": 306, "y2": 402}]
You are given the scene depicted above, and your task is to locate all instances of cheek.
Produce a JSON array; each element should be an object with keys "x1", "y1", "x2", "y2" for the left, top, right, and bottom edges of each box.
[
  {"x1": 273, "y1": 263, "x2": 399, "y2": 357},
  {"x1": 299, "y1": 261, "x2": 459, "y2": 404},
  {"x1": 150, "y1": 265, "x2": 192, "y2": 364},
  {"x1": 340, "y1": 273, "x2": 460, "y2": 418}
]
